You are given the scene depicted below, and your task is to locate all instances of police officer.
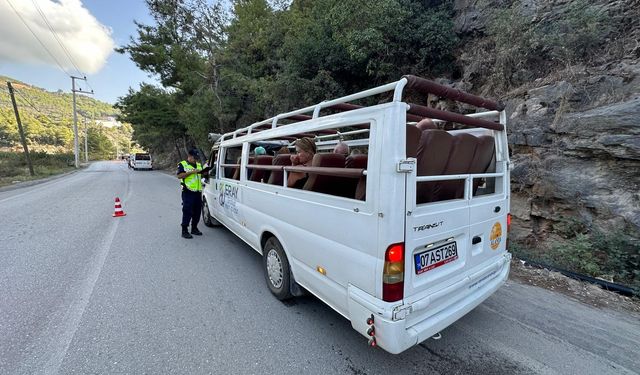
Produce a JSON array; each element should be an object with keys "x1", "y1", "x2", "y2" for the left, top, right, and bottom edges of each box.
[{"x1": 177, "y1": 149, "x2": 209, "y2": 239}]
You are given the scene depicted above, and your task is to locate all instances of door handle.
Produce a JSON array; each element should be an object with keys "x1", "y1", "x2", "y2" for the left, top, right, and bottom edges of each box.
[
  {"x1": 494, "y1": 206, "x2": 501, "y2": 213},
  {"x1": 472, "y1": 236, "x2": 482, "y2": 245}
]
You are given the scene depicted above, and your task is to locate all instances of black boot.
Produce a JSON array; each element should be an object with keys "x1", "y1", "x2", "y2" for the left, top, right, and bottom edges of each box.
[
  {"x1": 182, "y1": 225, "x2": 193, "y2": 239},
  {"x1": 191, "y1": 226, "x2": 203, "y2": 236}
]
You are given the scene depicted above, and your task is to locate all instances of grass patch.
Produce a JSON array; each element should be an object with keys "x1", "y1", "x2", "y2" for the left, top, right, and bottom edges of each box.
[
  {"x1": 485, "y1": 0, "x2": 611, "y2": 89},
  {"x1": 510, "y1": 219, "x2": 640, "y2": 294},
  {"x1": 0, "y1": 151, "x2": 76, "y2": 187}
]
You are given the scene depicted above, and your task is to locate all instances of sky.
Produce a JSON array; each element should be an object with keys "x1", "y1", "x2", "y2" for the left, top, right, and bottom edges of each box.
[{"x1": 0, "y1": 0, "x2": 157, "y2": 104}]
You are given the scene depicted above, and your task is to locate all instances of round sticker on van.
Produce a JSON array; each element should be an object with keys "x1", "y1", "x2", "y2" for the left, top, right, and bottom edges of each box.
[{"x1": 490, "y1": 222, "x2": 502, "y2": 250}]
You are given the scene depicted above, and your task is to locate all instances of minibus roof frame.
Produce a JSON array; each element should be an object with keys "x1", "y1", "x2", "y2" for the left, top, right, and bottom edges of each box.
[{"x1": 219, "y1": 76, "x2": 505, "y2": 144}]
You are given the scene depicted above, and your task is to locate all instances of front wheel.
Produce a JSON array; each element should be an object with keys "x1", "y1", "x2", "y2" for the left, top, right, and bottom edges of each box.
[
  {"x1": 263, "y1": 237, "x2": 293, "y2": 300},
  {"x1": 202, "y1": 197, "x2": 221, "y2": 227}
]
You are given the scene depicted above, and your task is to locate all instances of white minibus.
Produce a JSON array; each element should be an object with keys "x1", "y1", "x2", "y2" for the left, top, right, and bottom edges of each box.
[{"x1": 201, "y1": 75, "x2": 511, "y2": 354}]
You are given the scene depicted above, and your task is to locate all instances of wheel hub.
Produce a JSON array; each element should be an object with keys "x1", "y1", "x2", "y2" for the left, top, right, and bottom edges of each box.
[
  {"x1": 203, "y1": 202, "x2": 209, "y2": 219},
  {"x1": 266, "y1": 249, "x2": 283, "y2": 289}
]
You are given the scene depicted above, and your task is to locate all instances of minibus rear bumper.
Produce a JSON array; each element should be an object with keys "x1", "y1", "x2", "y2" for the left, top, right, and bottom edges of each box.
[{"x1": 347, "y1": 253, "x2": 511, "y2": 354}]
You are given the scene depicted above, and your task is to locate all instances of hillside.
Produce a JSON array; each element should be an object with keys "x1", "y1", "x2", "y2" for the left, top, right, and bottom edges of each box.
[{"x1": 0, "y1": 75, "x2": 132, "y2": 158}]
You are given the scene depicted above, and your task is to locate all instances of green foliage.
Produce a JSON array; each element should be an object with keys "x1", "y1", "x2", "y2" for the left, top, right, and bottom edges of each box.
[
  {"x1": 0, "y1": 151, "x2": 75, "y2": 187},
  {"x1": 0, "y1": 77, "x2": 126, "y2": 156},
  {"x1": 115, "y1": 84, "x2": 185, "y2": 153},
  {"x1": 510, "y1": 223, "x2": 640, "y2": 294},
  {"x1": 552, "y1": 233, "x2": 602, "y2": 276},
  {"x1": 540, "y1": 1, "x2": 612, "y2": 62},
  {"x1": 486, "y1": 0, "x2": 611, "y2": 89},
  {"x1": 116, "y1": 0, "x2": 459, "y2": 153}
]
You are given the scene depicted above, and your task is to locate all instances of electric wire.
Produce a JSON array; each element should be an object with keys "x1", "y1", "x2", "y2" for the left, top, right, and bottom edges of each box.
[
  {"x1": 31, "y1": 0, "x2": 84, "y2": 77},
  {"x1": 13, "y1": 88, "x2": 57, "y2": 120},
  {"x1": 1, "y1": 86, "x2": 59, "y2": 123},
  {"x1": 6, "y1": 0, "x2": 71, "y2": 77},
  {"x1": 30, "y1": 0, "x2": 96, "y2": 94},
  {"x1": 8, "y1": 86, "x2": 65, "y2": 128}
]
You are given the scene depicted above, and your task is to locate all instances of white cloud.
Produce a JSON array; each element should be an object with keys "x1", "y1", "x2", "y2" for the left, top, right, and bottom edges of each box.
[{"x1": 0, "y1": 0, "x2": 115, "y2": 74}]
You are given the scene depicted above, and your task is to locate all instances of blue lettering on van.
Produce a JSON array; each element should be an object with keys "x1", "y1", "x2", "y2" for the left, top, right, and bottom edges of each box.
[{"x1": 218, "y1": 182, "x2": 239, "y2": 214}]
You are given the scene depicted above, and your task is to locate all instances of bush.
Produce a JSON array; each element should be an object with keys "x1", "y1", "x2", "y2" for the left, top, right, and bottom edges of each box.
[
  {"x1": 540, "y1": 1, "x2": 611, "y2": 63},
  {"x1": 0, "y1": 151, "x2": 74, "y2": 185},
  {"x1": 486, "y1": 0, "x2": 611, "y2": 89},
  {"x1": 510, "y1": 224, "x2": 640, "y2": 294}
]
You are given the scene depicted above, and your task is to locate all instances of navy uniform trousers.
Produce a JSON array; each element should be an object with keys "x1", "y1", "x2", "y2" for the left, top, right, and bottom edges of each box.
[{"x1": 181, "y1": 190, "x2": 202, "y2": 228}]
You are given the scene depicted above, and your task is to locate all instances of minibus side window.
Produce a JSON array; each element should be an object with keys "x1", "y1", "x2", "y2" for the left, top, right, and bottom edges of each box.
[
  {"x1": 222, "y1": 146, "x2": 243, "y2": 180},
  {"x1": 243, "y1": 124, "x2": 370, "y2": 201},
  {"x1": 208, "y1": 148, "x2": 218, "y2": 178}
]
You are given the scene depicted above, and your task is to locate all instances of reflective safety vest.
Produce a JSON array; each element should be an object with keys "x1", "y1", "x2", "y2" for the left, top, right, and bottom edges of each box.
[{"x1": 179, "y1": 160, "x2": 202, "y2": 192}]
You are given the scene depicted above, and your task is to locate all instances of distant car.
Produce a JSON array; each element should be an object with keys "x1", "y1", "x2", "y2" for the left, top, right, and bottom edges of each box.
[{"x1": 131, "y1": 153, "x2": 153, "y2": 170}]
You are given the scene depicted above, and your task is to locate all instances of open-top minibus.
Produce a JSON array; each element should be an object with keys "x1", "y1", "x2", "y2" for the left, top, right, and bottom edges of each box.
[{"x1": 201, "y1": 76, "x2": 511, "y2": 354}]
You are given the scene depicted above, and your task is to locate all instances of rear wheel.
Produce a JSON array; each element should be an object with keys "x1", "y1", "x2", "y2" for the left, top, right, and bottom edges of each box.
[
  {"x1": 202, "y1": 197, "x2": 221, "y2": 227},
  {"x1": 263, "y1": 237, "x2": 293, "y2": 300}
]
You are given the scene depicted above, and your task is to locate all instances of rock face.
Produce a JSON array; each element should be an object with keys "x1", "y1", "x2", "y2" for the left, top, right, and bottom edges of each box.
[{"x1": 453, "y1": 0, "x2": 640, "y2": 243}]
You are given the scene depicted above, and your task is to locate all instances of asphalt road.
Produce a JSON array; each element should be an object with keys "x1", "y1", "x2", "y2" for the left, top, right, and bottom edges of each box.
[{"x1": 1, "y1": 161, "x2": 638, "y2": 375}]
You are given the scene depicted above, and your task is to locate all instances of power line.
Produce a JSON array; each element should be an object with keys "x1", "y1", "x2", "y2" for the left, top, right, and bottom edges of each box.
[
  {"x1": 6, "y1": 0, "x2": 70, "y2": 77},
  {"x1": 29, "y1": 0, "x2": 96, "y2": 96},
  {"x1": 30, "y1": 0, "x2": 83, "y2": 77},
  {"x1": 84, "y1": 79, "x2": 95, "y2": 93},
  {"x1": 1, "y1": 86, "x2": 61, "y2": 122},
  {"x1": 12, "y1": 87, "x2": 62, "y2": 125}
]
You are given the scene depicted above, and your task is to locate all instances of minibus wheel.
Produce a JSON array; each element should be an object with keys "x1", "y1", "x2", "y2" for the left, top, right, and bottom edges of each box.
[
  {"x1": 263, "y1": 237, "x2": 293, "y2": 300},
  {"x1": 202, "y1": 197, "x2": 221, "y2": 227}
]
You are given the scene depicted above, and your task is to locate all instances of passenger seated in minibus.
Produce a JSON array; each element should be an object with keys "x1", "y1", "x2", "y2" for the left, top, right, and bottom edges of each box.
[
  {"x1": 416, "y1": 118, "x2": 437, "y2": 130},
  {"x1": 276, "y1": 146, "x2": 290, "y2": 154},
  {"x1": 333, "y1": 141, "x2": 349, "y2": 156},
  {"x1": 254, "y1": 146, "x2": 266, "y2": 155},
  {"x1": 287, "y1": 137, "x2": 316, "y2": 189}
]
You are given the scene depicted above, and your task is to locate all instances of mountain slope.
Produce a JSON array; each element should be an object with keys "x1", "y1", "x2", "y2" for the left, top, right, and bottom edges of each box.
[{"x1": 0, "y1": 75, "x2": 131, "y2": 157}]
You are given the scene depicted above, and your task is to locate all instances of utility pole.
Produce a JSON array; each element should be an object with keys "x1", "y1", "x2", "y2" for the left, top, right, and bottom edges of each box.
[
  {"x1": 84, "y1": 116, "x2": 89, "y2": 162},
  {"x1": 7, "y1": 81, "x2": 35, "y2": 176},
  {"x1": 71, "y1": 76, "x2": 93, "y2": 168}
]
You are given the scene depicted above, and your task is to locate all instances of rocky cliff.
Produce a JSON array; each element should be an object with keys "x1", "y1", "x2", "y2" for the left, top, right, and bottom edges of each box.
[{"x1": 452, "y1": 0, "x2": 639, "y2": 255}]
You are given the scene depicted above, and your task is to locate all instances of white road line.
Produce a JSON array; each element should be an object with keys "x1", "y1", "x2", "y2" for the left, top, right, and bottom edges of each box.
[{"x1": 41, "y1": 219, "x2": 120, "y2": 375}]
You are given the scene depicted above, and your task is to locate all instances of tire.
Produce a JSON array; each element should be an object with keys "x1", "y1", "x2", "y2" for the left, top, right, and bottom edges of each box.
[
  {"x1": 202, "y1": 197, "x2": 221, "y2": 227},
  {"x1": 263, "y1": 237, "x2": 293, "y2": 300}
]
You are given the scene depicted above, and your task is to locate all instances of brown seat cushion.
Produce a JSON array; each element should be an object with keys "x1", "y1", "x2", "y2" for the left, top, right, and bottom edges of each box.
[
  {"x1": 346, "y1": 154, "x2": 368, "y2": 200},
  {"x1": 406, "y1": 125, "x2": 421, "y2": 158},
  {"x1": 416, "y1": 130, "x2": 454, "y2": 204},
  {"x1": 250, "y1": 155, "x2": 274, "y2": 182},
  {"x1": 434, "y1": 133, "x2": 478, "y2": 201},
  {"x1": 267, "y1": 154, "x2": 292, "y2": 186},
  {"x1": 303, "y1": 153, "x2": 352, "y2": 198}
]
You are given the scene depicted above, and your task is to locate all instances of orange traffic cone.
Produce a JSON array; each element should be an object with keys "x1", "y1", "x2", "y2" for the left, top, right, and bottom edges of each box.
[{"x1": 112, "y1": 197, "x2": 126, "y2": 217}]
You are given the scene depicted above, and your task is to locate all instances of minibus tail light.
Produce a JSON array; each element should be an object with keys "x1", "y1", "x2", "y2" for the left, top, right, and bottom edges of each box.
[
  {"x1": 507, "y1": 213, "x2": 512, "y2": 233},
  {"x1": 383, "y1": 243, "x2": 404, "y2": 302}
]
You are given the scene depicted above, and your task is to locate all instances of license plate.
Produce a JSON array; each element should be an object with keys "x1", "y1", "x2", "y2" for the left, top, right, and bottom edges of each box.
[{"x1": 414, "y1": 242, "x2": 458, "y2": 274}]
